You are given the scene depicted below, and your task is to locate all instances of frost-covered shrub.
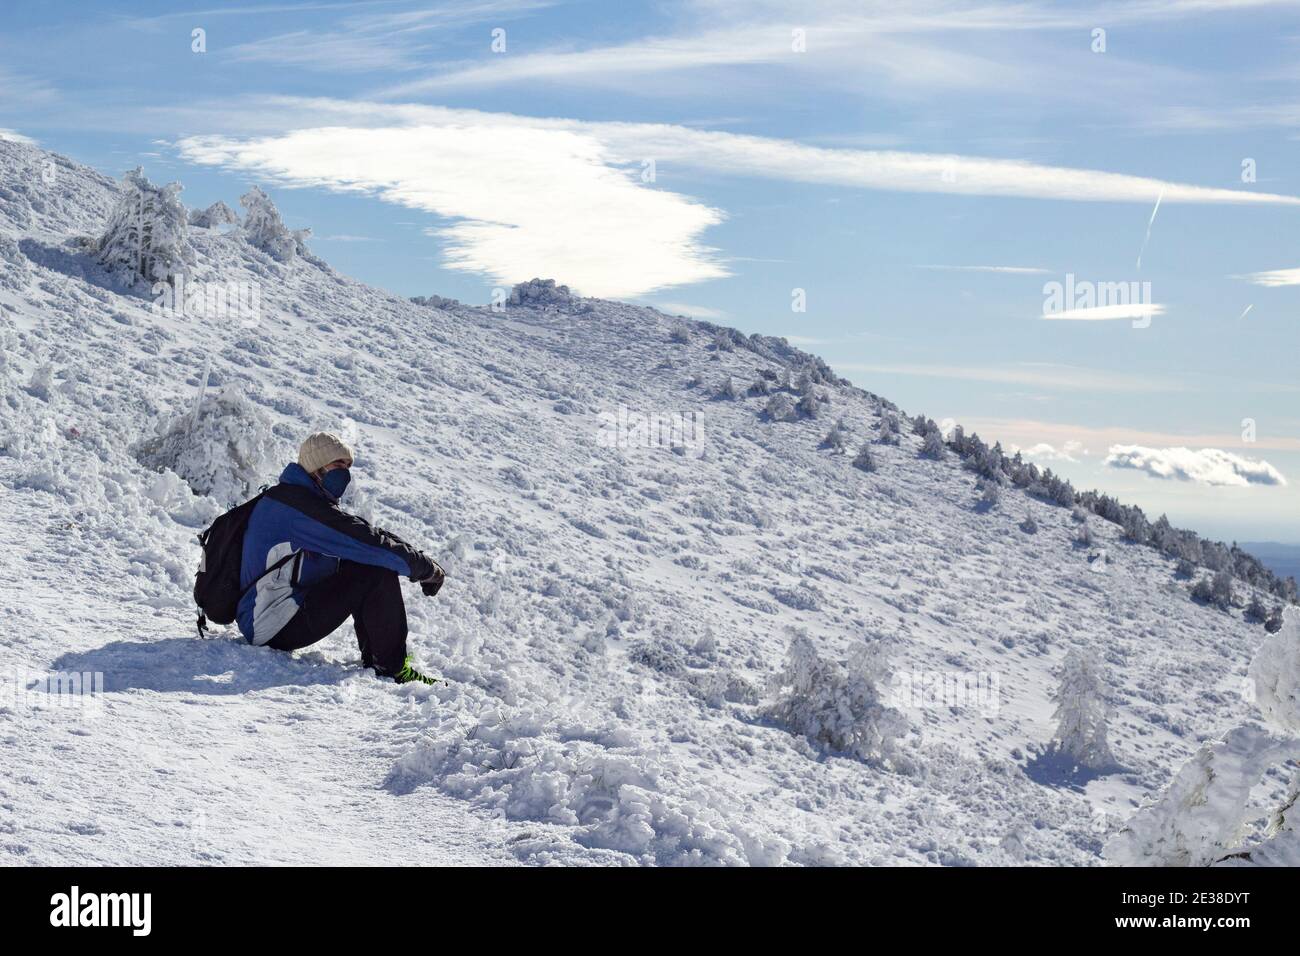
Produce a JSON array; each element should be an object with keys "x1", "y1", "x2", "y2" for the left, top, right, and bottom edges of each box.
[
  {"x1": 712, "y1": 329, "x2": 734, "y2": 352},
  {"x1": 92, "y1": 167, "x2": 193, "y2": 286},
  {"x1": 1175, "y1": 557, "x2": 1195, "y2": 579},
  {"x1": 0, "y1": 234, "x2": 30, "y2": 291},
  {"x1": 1266, "y1": 605, "x2": 1286, "y2": 633},
  {"x1": 821, "y1": 421, "x2": 848, "y2": 452},
  {"x1": 1075, "y1": 519, "x2": 1094, "y2": 547},
  {"x1": 241, "y1": 186, "x2": 311, "y2": 263},
  {"x1": 764, "y1": 393, "x2": 798, "y2": 422},
  {"x1": 1245, "y1": 594, "x2": 1268, "y2": 623},
  {"x1": 628, "y1": 636, "x2": 686, "y2": 676},
  {"x1": 507, "y1": 277, "x2": 573, "y2": 307},
  {"x1": 770, "y1": 583, "x2": 823, "y2": 611},
  {"x1": 920, "y1": 429, "x2": 945, "y2": 460},
  {"x1": 134, "y1": 383, "x2": 283, "y2": 504},
  {"x1": 748, "y1": 375, "x2": 772, "y2": 397},
  {"x1": 797, "y1": 391, "x2": 820, "y2": 419},
  {"x1": 25, "y1": 362, "x2": 54, "y2": 401},
  {"x1": 1050, "y1": 648, "x2": 1115, "y2": 771},
  {"x1": 1107, "y1": 611, "x2": 1300, "y2": 866},
  {"x1": 716, "y1": 375, "x2": 740, "y2": 400},
  {"x1": 188, "y1": 200, "x2": 239, "y2": 229},
  {"x1": 1211, "y1": 568, "x2": 1235, "y2": 609},
  {"x1": 978, "y1": 481, "x2": 1000, "y2": 510},
  {"x1": 852, "y1": 442, "x2": 876, "y2": 472},
  {"x1": 1190, "y1": 575, "x2": 1214, "y2": 603},
  {"x1": 410, "y1": 294, "x2": 461, "y2": 309},
  {"x1": 1020, "y1": 513, "x2": 1038, "y2": 534},
  {"x1": 763, "y1": 631, "x2": 905, "y2": 762},
  {"x1": 877, "y1": 413, "x2": 901, "y2": 445},
  {"x1": 668, "y1": 319, "x2": 691, "y2": 343}
]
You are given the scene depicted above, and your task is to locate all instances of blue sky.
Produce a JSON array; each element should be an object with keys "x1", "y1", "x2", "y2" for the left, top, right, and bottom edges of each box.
[{"x1": 3, "y1": 0, "x2": 1299, "y2": 543}]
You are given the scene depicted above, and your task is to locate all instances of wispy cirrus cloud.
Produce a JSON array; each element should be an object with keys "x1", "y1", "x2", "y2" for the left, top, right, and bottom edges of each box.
[
  {"x1": 839, "y1": 361, "x2": 1186, "y2": 393},
  {"x1": 1040, "y1": 303, "x2": 1167, "y2": 321},
  {"x1": 917, "y1": 264, "x2": 1050, "y2": 274},
  {"x1": 1104, "y1": 445, "x2": 1288, "y2": 487},
  {"x1": 225, "y1": 1, "x2": 554, "y2": 72},
  {"x1": 1240, "y1": 266, "x2": 1300, "y2": 287}
]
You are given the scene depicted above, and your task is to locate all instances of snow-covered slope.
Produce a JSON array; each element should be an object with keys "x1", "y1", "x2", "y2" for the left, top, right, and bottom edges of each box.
[{"x1": 0, "y1": 139, "x2": 1290, "y2": 865}]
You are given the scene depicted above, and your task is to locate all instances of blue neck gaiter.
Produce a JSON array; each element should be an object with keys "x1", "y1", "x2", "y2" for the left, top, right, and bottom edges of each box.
[{"x1": 321, "y1": 468, "x2": 351, "y2": 500}]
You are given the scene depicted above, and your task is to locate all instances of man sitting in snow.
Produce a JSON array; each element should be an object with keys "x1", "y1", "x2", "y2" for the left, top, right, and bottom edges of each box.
[{"x1": 237, "y1": 432, "x2": 445, "y2": 685}]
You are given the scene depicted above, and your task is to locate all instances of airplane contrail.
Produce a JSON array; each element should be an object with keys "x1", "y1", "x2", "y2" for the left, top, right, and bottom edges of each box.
[{"x1": 1136, "y1": 187, "x2": 1164, "y2": 270}]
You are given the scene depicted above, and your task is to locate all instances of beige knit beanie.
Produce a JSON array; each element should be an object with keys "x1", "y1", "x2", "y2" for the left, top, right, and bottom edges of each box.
[{"x1": 298, "y1": 432, "x2": 354, "y2": 476}]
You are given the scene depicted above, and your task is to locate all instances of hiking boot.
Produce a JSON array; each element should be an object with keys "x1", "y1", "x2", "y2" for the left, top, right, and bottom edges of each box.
[{"x1": 392, "y1": 655, "x2": 440, "y2": 686}]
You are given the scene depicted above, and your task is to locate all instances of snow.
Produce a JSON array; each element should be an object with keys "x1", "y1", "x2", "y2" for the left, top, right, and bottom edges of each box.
[{"x1": 0, "y1": 137, "x2": 1292, "y2": 865}]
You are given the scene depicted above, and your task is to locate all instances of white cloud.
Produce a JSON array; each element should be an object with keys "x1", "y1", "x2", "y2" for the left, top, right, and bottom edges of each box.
[
  {"x1": 1104, "y1": 445, "x2": 1288, "y2": 487},
  {"x1": 0, "y1": 129, "x2": 36, "y2": 145},
  {"x1": 1041, "y1": 303, "x2": 1167, "y2": 321},
  {"x1": 177, "y1": 124, "x2": 728, "y2": 299},
  {"x1": 172, "y1": 100, "x2": 1300, "y2": 299},
  {"x1": 1017, "y1": 440, "x2": 1089, "y2": 462},
  {"x1": 1241, "y1": 266, "x2": 1300, "y2": 287}
]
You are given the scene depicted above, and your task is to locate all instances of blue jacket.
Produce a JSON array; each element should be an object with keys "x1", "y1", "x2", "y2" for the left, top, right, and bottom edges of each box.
[{"x1": 237, "y1": 462, "x2": 436, "y2": 645}]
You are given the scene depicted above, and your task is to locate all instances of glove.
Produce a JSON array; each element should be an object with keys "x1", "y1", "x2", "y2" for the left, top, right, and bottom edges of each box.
[{"x1": 418, "y1": 560, "x2": 445, "y2": 597}]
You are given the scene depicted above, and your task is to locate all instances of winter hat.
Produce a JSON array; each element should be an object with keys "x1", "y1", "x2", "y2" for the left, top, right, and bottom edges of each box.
[{"x1": 298, "y1": 432, "x2": 354, "y2": 475}]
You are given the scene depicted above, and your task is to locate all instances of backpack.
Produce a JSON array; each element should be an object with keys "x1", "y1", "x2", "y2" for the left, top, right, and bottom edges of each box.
[{"x1": 192, "y1": 493, "x2": 293, "y2": 637}]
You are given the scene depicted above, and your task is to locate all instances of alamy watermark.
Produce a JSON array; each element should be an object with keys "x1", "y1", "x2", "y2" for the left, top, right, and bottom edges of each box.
[
  {"x1": 4, "y1": 667, "x2": 104, "y2": 717},
  {"x1": 1042, "y1": 273, "x2": 1158, "y2": 328},
  {"x1": 597, "y1": 405, "x2": 706, "y2": 459},
  {"x1": 152, "y1": 274, "x2": 261, "y2": 328},
  {"x1": 888, "y1": 669, "x2": 1001, "y2": 717}
]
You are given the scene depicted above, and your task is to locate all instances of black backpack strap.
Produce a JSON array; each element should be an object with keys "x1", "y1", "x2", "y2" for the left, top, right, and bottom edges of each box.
[{"x1": 194, "y1": 550, "x2": 297, "y2": 639}]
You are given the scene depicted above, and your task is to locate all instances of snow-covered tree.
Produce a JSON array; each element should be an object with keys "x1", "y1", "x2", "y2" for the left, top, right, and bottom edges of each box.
[
  {"x1": 1020, "y1": 513, "x2": 1038, "y2": 534},
  {"x1": 797, "y1": 391, "x2": 820, "y2": 419},
  {"x1": 920, "y1": 429, "x2": 945, "y2": 460},
  {"x1": 92, "y1": 167, "x2": 193, "y2": 286},
  {"x1": 763, "y1": 631, "x2": 905, "y2": 762},
  {"x1": 748, "y1": 375, "x2": 772, "y2": 397},
  {"x1": 852, "y1": 442, "x2": 876, "y2": 472},
  {"x1": 188, "y1": 200, "x2": 239, "y2": 229},
  {"x1": 716, "y1": 375, "x2": 740, "y2": 400},
  {"x1": 240, "y1": 186, "x2": 311, "y2": 263},
  {"x1": 1050, "y1": 648, "x2": 1115, "y2": 771}
]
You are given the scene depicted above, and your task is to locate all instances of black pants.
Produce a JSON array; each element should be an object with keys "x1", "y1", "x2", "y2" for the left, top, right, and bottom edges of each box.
[{"x1": 268, "y1": 560, "x2": 408, "y2": 675}]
